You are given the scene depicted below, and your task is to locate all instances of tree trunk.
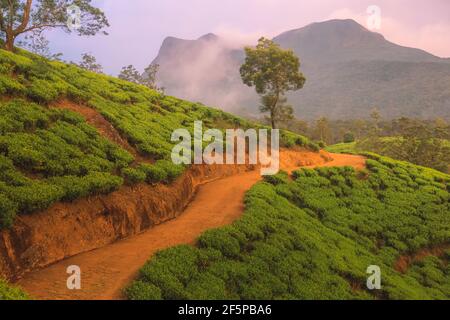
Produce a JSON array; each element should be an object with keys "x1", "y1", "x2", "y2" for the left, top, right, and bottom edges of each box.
[
  {"x1": 270, "y1": 112, "x2": 276, "y2": 129},
  {"x1": 270, "y1": 91, "x2": 280, "y2": 129},
  {"x1": 5, "y1": 32, "x2": 15, "y2": 51}
]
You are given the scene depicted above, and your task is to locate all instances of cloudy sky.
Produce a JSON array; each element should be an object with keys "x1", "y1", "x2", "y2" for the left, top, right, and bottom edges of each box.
[{"x1": 47, "y1": 0, "x2": 450, "y2": 75}]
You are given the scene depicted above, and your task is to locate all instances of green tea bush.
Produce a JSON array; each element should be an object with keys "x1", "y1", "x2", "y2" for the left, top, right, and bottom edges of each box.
[
  {"x1": 0, "y1": 280, "x2": 29, "y2": 300},
  {"x1": 139, "y1": 164, "x2": 167, "y2": 184},
  {"x1": 125, "y1": 280, "x2": 162, "y2": 300},
  {"x1": 128, "y1": 156, "x2": 450, "y2": 300},
  {"x1": 122, "y1": 167, "x2": 147, "y2": 185},
  {"x1": 0, "y1": 194, "x2": 17, "y2": 228}
]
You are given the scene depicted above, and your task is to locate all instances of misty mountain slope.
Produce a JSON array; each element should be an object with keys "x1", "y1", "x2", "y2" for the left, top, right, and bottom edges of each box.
[
  {"x1": 153, "y1": 34, "x2": 254, "y2": 112},
  {"x1": 274, "y1": 19, "x2": 443, "y2": 64},
  {"x1": 153, "y1": 19, "x2": 450, "y2": 119}
]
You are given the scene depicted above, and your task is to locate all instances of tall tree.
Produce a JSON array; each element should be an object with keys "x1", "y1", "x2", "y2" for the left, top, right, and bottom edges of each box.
[
  {"x1": 314, "y1": 117, "x2": 332, "y2": 144},
  {"x1": 260, "y1": 95, "x2": 294, "y2": 128},
  {"x1": 240, "y1": 37, "x2": 305, "y2": 129},
  {"x1": 142, "y1": 63, "x2": 159, "y2": 89},
  {"x1": 0, "y1": 0, "x2": 109, "y2": 51}
]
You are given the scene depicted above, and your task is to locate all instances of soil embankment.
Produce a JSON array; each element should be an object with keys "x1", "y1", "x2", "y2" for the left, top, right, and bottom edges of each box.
[
  {"x1": 0, "y1": 163, "x2": 255, "y2": 281},
  {"x1": 11, "y1": 150, "x2": 365, "y2": 300}
]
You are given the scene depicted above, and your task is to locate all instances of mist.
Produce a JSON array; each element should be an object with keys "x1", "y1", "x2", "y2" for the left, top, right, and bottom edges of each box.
[{"x1": 152, "y1": 33, "x2": 258, "y2": 115}]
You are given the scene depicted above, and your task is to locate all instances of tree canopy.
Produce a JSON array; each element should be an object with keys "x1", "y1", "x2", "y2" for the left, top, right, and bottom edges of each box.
[
  {"x1": 0, "y1": 0, "x2": 109, "y2": 51},
  {"x1": 240, "y1": 37, "x2": 305, "y2": 129}
]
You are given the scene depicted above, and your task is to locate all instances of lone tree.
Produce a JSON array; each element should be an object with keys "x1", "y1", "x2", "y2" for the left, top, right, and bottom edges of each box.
[
  {"x1": 0, "y1": 0, "x2": 109, "y2": 51},
  {"x1": 240, "y1": 37, "x2": 305, "y2": 129}
]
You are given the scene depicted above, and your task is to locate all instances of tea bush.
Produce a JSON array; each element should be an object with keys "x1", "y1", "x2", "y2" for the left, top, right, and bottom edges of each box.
[
  {"x1": 0, "y1": 279, "x2": 28, "y2": 300},
  {"x1": 127, "y1": 155, "x2": 450, "y2": 300}
]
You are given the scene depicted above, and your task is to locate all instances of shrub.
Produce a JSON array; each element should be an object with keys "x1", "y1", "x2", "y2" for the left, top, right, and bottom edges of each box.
[
  {"x1": 0, "y1": 280, "x2": 29, "y2": 300},
  {"x1": 154, "y1": 160, "x2": 184, "y2": 183},
  {"x1": 343, "y1": 132, "x2": 355, "y2": 143},
  {"x1": 263, "y1": 171, "x2": 289, "y2": 185},
  {"x1": 122, "y1": 167, "x2": 146, "y2": 185},
  {"x1": 27, "y1": 79, "x2": 60, "y2": 104},
  {"x1": 0, "y1": 194, "x2": 17, "y2": 228},
  {"x1": 139, "y1": 164, "x2": 167, "y2": 184},
  {"x1": 125, "y1": 281, "x2": 162, "y2": 300}
]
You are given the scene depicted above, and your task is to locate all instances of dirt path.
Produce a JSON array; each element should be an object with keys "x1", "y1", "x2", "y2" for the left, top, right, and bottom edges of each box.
[{"x1": 16, "y1": 151, "x2": 365, "y2": 300}]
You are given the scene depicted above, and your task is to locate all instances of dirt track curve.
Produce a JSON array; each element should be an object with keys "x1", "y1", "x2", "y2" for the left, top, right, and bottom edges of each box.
[{"x1": 16, "y1": 150, "x2": 365, "y2": 300}]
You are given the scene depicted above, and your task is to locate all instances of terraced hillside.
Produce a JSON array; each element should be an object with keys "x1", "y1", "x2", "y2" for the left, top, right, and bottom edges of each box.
[
  {"x1": 0, "y1": 48, "x2": 316, "y2": 229},
  {"x1": 127, "y1": 154, "x2": 450, "y2": 300},
  {"x1": 0, "y1": 48, "x2": 317, "y2": 298}
]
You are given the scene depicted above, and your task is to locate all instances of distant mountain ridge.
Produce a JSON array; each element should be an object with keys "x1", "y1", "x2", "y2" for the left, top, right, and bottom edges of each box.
[{"x1": 153, "y1": 19, "x2": 450, "y2": 120}]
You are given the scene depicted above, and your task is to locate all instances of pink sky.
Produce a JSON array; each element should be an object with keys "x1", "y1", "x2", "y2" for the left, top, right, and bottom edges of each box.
[{"x1": 47, "y1": 0, "x2": 450, "y2": 74}]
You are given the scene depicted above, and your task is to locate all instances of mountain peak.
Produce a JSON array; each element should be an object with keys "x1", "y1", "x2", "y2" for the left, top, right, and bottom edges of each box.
[
  {"x1": 273, "y1": 18, "x2": 443, "y2": 64},
  {"x1": 198, "y1": 33, "x2": 219, "y2": 42}
]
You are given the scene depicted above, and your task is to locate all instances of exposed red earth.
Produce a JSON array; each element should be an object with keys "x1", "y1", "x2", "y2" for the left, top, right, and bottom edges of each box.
[{"x1": 15, "y1": 150, "x2": 366, "y2": 300}]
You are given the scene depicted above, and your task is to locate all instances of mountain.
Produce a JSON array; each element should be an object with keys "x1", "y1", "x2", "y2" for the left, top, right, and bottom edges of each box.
[{"x1": 153, "y1": 19, "x2": 450, "y2": 120}]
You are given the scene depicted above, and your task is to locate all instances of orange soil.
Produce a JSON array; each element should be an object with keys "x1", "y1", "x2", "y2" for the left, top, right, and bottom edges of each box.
[
  {"x1": 16, "y1": 150, "x2": 365, "y2": 300},
  {"x1": 394, "y1": 244, "x2": 450, "y2": 273}
]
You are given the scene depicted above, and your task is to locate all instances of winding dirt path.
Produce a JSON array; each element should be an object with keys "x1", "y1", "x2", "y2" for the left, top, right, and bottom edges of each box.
[{"x1": 16, "y1": 151, "x2": 365, "y2": 300}]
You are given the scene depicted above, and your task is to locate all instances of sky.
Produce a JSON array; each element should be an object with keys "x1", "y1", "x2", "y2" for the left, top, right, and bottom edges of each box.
[{"x1": 46, "y1": 0, "x2": 450, "y2": 75}]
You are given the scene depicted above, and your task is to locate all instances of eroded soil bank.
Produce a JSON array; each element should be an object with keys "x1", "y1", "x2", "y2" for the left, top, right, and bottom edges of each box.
[
  {"x1": 395, "y1": 244, "x2": 450, "y2": 273},
  {"x1": 14, "y1": 150, "x2": 365, "y2": 300},
  {"x1": 0, "y1": 162, "x2": 255, "y2": 281}
]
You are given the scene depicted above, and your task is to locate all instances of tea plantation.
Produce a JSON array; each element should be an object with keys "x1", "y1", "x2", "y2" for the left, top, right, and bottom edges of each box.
[
  {"x1": 0, "y1": 48, "x2": 317, "y2": 230},
  {"x1": 126, "y1": 154, "x2": 450, "y2": 300}
]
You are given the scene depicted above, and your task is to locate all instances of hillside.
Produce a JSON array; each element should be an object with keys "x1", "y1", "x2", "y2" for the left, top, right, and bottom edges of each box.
[
  {"x1": 326, "y1": 136, "x2": 450, "y2": 174},
  {"x1": 14, "y1": 150, "x2": 364, "y2": 300},
  {"x1": 0, "y1": 48, "x2": 317, "y2": 229},
  {"x1": 127, "y1": 154, "x2": 450, "y2": 300},
  {"x1": 153, "y1": 19, "x2": 450, "y2": 119},
  {"x1": 0, "y1": 47, "x2": 317, "y2": 297}
]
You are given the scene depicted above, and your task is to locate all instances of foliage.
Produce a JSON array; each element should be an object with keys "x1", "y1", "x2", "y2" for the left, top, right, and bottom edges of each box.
[
  {"x1": 343, "y1": 132, "x2": 355, "y2": 143},
  {"x1": 240, "y1": 37, "x2": 305, "y2": 129},
  {"x1": 0, "y1": 0, "x2": 109, "y2": 51},
  {"x1": 127, "y1": 155, "x2": 450, "y2": 300},
  {"x1": 118, "y1": 63, "x2": 160, "y2": 90},
  {"x1": 0, "y1": 279, "x2": 29, "y2": 300},
  {"x1": 78, "y1": 53, "x2": 103, "y2": 74}
]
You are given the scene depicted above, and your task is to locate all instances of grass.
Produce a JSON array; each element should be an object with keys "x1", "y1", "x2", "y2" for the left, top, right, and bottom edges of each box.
[{"x1": 126, "y1": 154, "x2": 450, "y2": 300}]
